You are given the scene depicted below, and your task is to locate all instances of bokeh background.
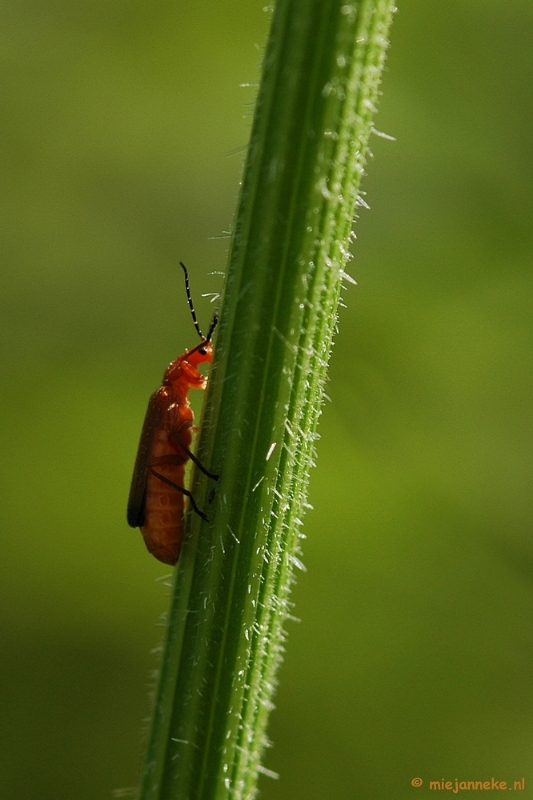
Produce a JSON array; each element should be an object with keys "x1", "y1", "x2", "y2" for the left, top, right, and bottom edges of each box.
[{"x1": 1, "y1": 1, "x2": 532, "y2": 798}]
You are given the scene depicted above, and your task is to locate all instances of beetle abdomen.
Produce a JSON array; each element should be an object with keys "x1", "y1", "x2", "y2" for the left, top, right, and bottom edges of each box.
[{"x1": 141, "y1": 428, "x2": 185, "y2": 565}]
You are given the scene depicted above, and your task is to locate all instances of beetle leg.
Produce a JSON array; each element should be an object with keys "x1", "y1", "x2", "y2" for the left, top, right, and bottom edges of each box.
[
  {"x1": 168, "y1": 420, "x2": 220, "y2": 480},
  {"x1": 150, "y1": 450, "x2": 218, "y2": 480},
  {"x1": 149, "y1": 468, "x2": 209, "y2": 522},
  {"x1": 177, "y1": 441, "x2": 220, "y2": 481}
]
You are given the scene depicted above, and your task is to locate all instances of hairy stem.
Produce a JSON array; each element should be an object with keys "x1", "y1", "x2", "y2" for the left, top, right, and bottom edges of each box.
[{"x1": 136, "y1": 2, "x2": 396, "y2": 798}]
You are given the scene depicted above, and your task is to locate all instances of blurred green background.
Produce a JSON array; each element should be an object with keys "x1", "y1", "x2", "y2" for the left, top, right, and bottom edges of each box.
[{"x1": 1, "y1": 1, "x2": 532, "y2": 798}]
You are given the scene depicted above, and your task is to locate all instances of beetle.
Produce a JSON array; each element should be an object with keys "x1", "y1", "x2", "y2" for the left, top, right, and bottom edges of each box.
[{"x1": 127, "y1": 262, "x2": 219, "y2": 565}]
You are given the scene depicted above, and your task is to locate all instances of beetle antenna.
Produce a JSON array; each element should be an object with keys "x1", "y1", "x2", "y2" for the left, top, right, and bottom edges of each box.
[
  {"x1": 205, "y1": 313, "x2": 218, "y2": 343},
  {"x1": 180, "y1": 261, "x2": 204, "y2": 340}
]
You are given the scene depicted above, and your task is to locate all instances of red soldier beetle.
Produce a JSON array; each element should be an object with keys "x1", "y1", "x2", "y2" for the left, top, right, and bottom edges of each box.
[{"x1": 127, "y1": 262, "x2": 219, "y2": 565}]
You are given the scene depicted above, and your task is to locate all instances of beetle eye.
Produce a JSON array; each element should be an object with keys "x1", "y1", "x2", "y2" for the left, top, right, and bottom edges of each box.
[{"x1": 198, "y1": 347, "x2": 207, "y2": 355}]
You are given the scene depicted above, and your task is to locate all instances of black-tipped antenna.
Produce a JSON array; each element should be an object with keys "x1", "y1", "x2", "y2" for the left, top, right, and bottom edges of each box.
[
  {"x1": 205, "y1": 313, "x2": 218, "y2": 343},
  {"x1": 180, "y1": 261, "x2": 204, "y2": 340}
]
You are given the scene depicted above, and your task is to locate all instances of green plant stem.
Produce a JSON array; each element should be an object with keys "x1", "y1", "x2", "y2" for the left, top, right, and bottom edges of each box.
[{"x1": 136, "y1": 2, "x2": 395, "y2": 798}]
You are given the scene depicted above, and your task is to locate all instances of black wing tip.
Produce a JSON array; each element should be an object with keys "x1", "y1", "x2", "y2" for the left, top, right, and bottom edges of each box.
[{"x1": 127, "y1": 506, "x2": 144, "y2": 528}]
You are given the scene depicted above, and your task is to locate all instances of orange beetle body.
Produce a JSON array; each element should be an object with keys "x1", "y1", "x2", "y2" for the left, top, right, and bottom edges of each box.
[{"x1": 127, "y1": 264, "x2": 218, "y2": 565}]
